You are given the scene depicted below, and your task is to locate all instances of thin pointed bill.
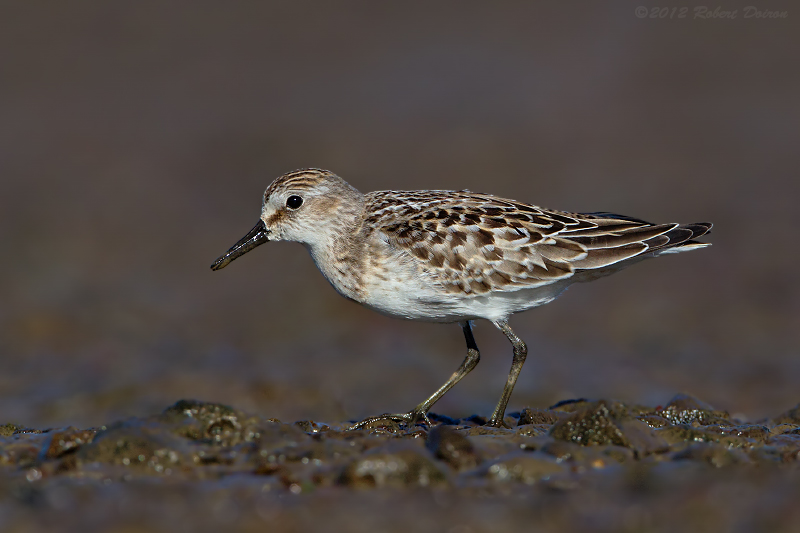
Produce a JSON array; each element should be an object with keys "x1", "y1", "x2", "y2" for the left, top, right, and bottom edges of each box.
[{"x1": 210, "y1": 220, "x2": 270, "y2": 271}]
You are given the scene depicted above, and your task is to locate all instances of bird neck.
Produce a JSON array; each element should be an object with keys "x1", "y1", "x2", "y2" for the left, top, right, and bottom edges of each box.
[{"x1": 305, "y1": 202, "x2": 368, "y2": 303}]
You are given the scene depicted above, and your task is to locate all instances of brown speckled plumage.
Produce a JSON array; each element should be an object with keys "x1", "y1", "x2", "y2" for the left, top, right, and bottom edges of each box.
[
  {"x1": 212, "y1": 168, "x2": 712, "y2": 428},
  {"x1": 363, "y1": 189, "x2": 711, "y2": 298}
]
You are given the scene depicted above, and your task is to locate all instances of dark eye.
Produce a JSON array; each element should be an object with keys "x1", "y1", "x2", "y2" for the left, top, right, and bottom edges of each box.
[{"x1": 286, "y1": 195, "x2": 303, "y2": 209}]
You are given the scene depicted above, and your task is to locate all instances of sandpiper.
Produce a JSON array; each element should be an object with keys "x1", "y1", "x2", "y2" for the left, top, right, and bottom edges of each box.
[{"x1": 211, "y1": 169, "x2": 712, "y2": 428}]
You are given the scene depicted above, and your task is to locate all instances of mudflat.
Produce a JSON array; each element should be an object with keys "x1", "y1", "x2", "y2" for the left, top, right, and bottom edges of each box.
[{"x1": 2, "y1": 395, "x2": 799, "y2": 532}]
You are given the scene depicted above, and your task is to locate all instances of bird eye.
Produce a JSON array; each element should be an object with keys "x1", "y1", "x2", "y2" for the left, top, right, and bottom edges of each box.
[{"x1": 286, "y1": 195, "x2": 303, "y2": 209}]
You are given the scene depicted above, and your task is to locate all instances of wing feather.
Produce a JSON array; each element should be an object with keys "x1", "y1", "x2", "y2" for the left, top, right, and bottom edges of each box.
[{"x1": 364, "y1": 191, "x2": 712, "y2": 295}]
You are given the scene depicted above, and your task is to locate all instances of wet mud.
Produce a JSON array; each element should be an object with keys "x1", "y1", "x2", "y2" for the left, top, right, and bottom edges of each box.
[{"x1": 2, "y1": 394, "x2": 800, "y2": 532}]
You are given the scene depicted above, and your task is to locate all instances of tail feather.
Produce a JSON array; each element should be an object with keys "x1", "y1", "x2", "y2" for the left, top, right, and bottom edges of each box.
[
  {"x1": 645, "y1": 222, "x2": 712, "y2": 254},
  {"x1": 570, "y1": 220, "x2": 712, "y2": 272}
]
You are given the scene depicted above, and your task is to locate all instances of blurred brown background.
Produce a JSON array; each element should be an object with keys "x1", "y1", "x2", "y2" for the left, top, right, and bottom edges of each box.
[{"x1": 1, "y1": 1, "x2": 797, "y2": 429}]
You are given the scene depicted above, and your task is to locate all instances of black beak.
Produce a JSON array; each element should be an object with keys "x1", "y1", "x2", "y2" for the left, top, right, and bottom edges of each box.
[{"x1": 210, "y1": 220, "x2": 270, "y2": 271}]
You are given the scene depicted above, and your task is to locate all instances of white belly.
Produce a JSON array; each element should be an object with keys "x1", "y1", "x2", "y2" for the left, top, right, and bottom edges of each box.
[{"x1": 360, "y1": 251, "x2": 570, "y2": 323}]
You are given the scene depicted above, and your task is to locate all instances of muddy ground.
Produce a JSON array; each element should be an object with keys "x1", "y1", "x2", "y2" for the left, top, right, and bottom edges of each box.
[
  {"x1": 2, "y1": 3, "x2": 799, "y2": 532},
  {"x1": 2, "y1": 394, "x2": 799, "y2": 532}
]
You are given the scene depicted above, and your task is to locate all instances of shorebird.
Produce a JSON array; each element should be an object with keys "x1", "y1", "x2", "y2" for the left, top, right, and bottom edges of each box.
[{"x1": 211, "y1": 169, "x2": 711, "y2": 428}]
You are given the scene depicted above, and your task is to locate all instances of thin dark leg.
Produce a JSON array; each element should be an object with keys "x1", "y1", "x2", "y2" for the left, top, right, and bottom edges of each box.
[
  {"x1": 351, "y1": 321, "x2": 481, "y2": 429},
  {"x1": 411, "y1": 321, "x2": 481, "y2": 417},
  {"x1": 487, "y1": 319, "x2": 528, "y2": 428}
]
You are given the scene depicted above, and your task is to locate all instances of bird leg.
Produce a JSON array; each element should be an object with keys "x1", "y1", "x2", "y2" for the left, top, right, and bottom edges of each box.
[
  {"x1": 487, "y1": 319, "x2": 528, "y2": 428},
  {"x1": 350, "y1": 322, "x2": 481, "y2": 430}
]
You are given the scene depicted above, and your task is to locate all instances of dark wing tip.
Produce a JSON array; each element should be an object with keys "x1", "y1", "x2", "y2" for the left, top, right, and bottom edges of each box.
[
  {"x1": 643, "y1": 221, "x2": 713, "y2": 253},
  {"x1": 684, "y1": 222, "x2": 713, "y2": 238}
]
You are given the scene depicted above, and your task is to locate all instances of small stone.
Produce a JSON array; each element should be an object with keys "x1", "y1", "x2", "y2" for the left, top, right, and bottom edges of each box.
[
  {"x1": 77, "y1": 421, "x2": 189, "y2": 472},
  {"x1": 658, "y1": 394, "x2": 731, "y2": 426},
  {"x1": 549, "y1": 400, "x2": 668, "y2": 456},
  {"x1": 657, "y1": 424, "x2": 749, "y2": 448},
  {"x1": 541, "y1": 439, "x2": 634, "y2": 466},
  {"x1": 42, "y1": 428, "x2": 97, "y2": 459},
  {"x1": 772, "y1": 403, "x2": 800, "y2": 425},
  {"x1": 638, "y1": 415, "x2": 670, "y2": 429},
  {"x1": 769, "y1": 423, "x2": 799, "y2": 436},
  {"x1": 426, "y1": 426, "x2": 479, "y2": 470},
  {"x1": 340, "y1": 444, "x2": 447, "y2": 488},
  {"x1": 483, "y1": 451, "x2": 566, "y2": 484},
  {"x1": 0, "y1": 424, "x2": 23, "y2": 438},
  {"x1": 728, "y1": 425, "x2": 770, "y2": 442},
  {"x1": 159, "y1": 399, "x2": 262, "y2": 446},
  {"x1": 672, "y1": 442, "x2": 751, "y2": 467}
]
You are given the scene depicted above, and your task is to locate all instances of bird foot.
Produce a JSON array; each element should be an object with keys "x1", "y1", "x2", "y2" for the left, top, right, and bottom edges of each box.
[
  {"x1": 485, "y1": 417, "x2": 513, "y2": 429},
  {"x1": 349, "y1": 409, "x2": 431, "y2": 430}
]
